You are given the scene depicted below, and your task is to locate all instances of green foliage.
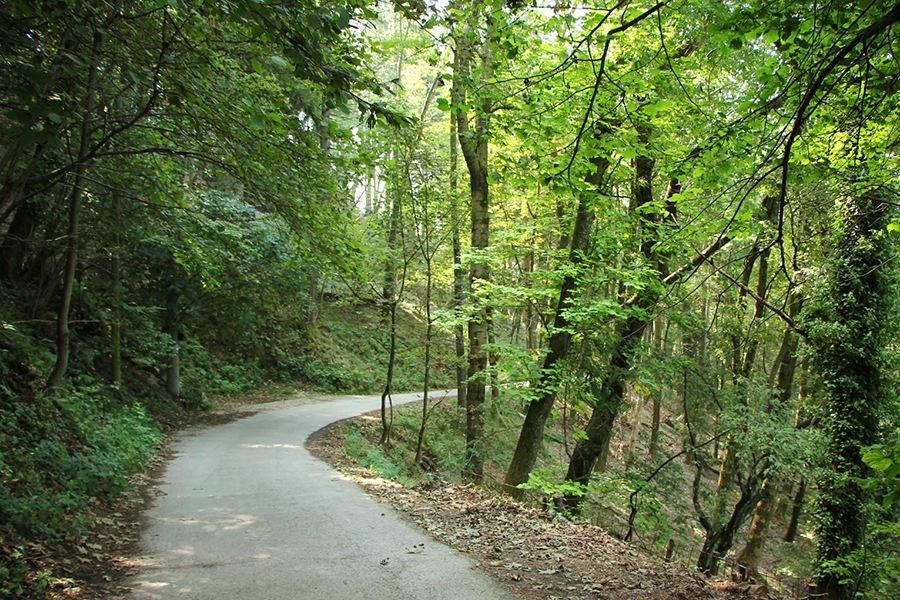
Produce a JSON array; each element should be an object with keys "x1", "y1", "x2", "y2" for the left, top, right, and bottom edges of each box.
[
  {"x1": 807, "y1": 191, "x2": 897, "y2": 597},
  {"x1": 518, "y1": 467, "x2": 587, "y2": 498},
  {"x1": 853, "y1": 443, "x2": 900, "y2": 599},
  {"x1": 300, "y1": 304, "x2": 455, "y2": 394},
  {"x1": 0, "y1": 387, "x2": 158, "y2": 542},
  {"x1": 342, "y1": 431, "x2": 405, "y2": 481},
  {"x1": 862, "y1": 444, "x2": 900, "y2": 508}
]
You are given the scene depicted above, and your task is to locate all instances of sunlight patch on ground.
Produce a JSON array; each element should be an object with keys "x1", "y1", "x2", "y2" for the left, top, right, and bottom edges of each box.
[{"x1": 240, "y1": 443, "x2": 302, "y2": 449}]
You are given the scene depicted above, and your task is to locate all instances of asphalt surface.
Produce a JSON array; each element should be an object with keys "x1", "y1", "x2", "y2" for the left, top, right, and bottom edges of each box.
[{"x1": 128, "y1": 390, "x2": 518, "y2": 599}]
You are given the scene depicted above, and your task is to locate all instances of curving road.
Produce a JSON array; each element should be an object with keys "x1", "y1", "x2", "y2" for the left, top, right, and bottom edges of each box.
[{"x1": 127, "y1": 391, "x2": 517, "y2": 600}]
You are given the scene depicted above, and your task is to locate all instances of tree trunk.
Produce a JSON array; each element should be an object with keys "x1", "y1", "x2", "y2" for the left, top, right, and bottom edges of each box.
[
  {"x1": 449, "y1": 105, "x2": 467, "y2": 409},
  {"x1": 165, "y1": 326, "x2": 180, "y2": 397},
  {"x1": 649, "y1": 318, "x2": 663, "y2": 459},
  {"x1": 712, "y1": 197, "x2": 778, "y2": 526},
  {"x1": 736, "y1": 481, "x2": 776, "y2": 578},
  {"x1": 415, "y1": 255, "x2": 433, "y2": 466},
  {"x1": 560, "y1": 150, "x2": 733, "y2": 503},
  {"x1": 695, "y1": 461, "x2": 766, "y2": 574},
  {"x1": 379, "y1": 299, "x2": 398, "y2": 446},
  {"x1": 46, "y1": 28, "x2": 103, "y2": 391},
  {"x1": 562, "y1": 124, "x2": 662, "y2": 503},
  {"x1": 813, "y1": 191, "x2": 891, "y2": 600},
  {"x1": 564, "y1": 313, "x2": 648, "y2": 494},
  {"x1": 453, "y1": 21, "x2": 493, "y2": 482},
  {"x1": 0, "y1": 196, "x2": 38, "y2": 282},
  {"x1": 503, "y1": 164, "x2": 601, "y2": 495},
  {"x1": 110, "y1": 193, "x2": 122, "y2": 385},
  {"x1": 784, "y1": 476, "x2": 805, "y2": 542},
  {"x1": 464, "y1": 156, "x2": 489, "y2": 480},
  {"x1": 734, "y1": 291, "x2": 804, "y2": 568}
]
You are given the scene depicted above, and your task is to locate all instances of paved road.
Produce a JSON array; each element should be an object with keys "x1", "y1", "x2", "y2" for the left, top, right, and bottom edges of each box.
[{"x1": 128, "y1": 391, "x2": 517, "y2": 600}]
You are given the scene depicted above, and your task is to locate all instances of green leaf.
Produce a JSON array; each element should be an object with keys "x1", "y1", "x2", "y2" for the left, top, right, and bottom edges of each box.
[
  {"x1": 763, "y1": 30, "x2": 779, "y2": 44},
  {"x1": 862, "y1": 448, "x2": 893, "y2": 472},
  {"x1": 335, "y1": 7, "x2": 350, "y2": 30},
  {"x1": 250, "y1": 114, "x2": 267, "y2": 130},
  {"x1": 271, "y1": 56, "x2": 288, "y2": 68},
  {"x1": 436, "y1": 97, "x2": 450, "y2": 111},
  {"x1": 251, "y1": 58, "x2": 263, "y2": 74}
]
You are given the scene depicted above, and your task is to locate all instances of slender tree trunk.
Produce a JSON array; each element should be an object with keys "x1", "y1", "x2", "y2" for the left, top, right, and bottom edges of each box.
[
  {"x1": 565, "y1": 223, "x2": 732, "y2": 502},
  {"x1": 784, "y1": 476, "x2": 805, "y2": 543},
  {"x1": 449, "y1": 107, "x2": 467, "y2": 409},
  {"x1": 415, "y1": 256, "x2": 433, "y2": 466},
  {"x1": 736, "y1": 481, "x2": 776, "y2": 577},
  {"x1": 464, "y1": 156, "x2": 489, "y2": 481},
  {"x1": 712, "y1": 196, "x2": 779, "y2": 526},
  {"x1": 503, "y1": 165, "x2": 601, "y2": 495},
  {"x1": 734, "y1": 291, "x2": 805, "y2": 564},
  {"x1": 523, "y1": 250, "x2": 536, "y2": 352},
  {"x1": 694, "y1": 449, "x2": 767, "y2": 574},
  {"x1": 562, "y1": 123, "x2": 659, "y2": 502},
  {"x1": 379, "y1": 299, "x2": 398, "y2": 446},
  {"x1": 0, "y1": 196, "x2": 38, "y2": 282},
  {"x1": 46, "y1": 28, "x2": 103, "y2": 391},
  {"x1": 165, "y1": 327, "x2": 180, "y2": 397},
  {"x1": 649, "y1": 317, "x2": 663, "y2": 459},
  {"x1": 565, "y1": 313, "x2": 648, "y2": 491},
  {"x1": 110, "y1": 193, "x2": 122, "y2": 385}
]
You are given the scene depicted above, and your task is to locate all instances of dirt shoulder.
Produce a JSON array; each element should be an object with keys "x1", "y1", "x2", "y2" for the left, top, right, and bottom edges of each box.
[{"x1": 307, "y1": 412, "x2": 774, "y2": 600}]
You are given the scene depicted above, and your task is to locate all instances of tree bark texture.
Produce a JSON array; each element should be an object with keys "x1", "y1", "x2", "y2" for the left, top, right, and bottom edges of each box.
[
  {"x1": 784, "y1": 476, "x2": 805, "y2": 543},
  {"x1": 564, "y1": 313, "x2": 649, "y2": 496},
  {"x1": 735, "y1": 482, "x2": 776, "y2": 577},
  {"x1": 449, "y1": 107, "x2": 468, "y2": 409}
]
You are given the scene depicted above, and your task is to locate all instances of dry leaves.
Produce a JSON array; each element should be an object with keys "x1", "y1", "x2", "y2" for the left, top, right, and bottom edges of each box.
[{"x1": 346, "y1": 474, "x2": 717, "y2": 600}]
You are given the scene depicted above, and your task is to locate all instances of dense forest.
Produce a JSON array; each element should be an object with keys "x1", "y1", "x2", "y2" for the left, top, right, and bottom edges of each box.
[{"x1": 1, "y1": 0, "x2": 899, "y2": 598}]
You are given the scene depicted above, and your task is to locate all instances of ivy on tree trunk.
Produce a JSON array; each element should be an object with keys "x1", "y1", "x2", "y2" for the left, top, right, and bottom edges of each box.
[{"x1": 809, "y1": 190, "x2": 894, "y2": 600}]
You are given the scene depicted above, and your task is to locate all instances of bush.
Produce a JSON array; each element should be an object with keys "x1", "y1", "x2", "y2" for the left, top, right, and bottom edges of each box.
[{"x1": 0, "y1": 386, "x2": 158, "y2": 541}]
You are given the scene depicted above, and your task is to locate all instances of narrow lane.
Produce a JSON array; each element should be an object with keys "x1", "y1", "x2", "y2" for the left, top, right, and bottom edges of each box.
[{"x1": 128, "y1": 391, "x2": 517, "y2": 600}]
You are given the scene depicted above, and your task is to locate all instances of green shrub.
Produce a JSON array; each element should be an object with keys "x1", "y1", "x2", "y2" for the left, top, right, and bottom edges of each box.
[{"x1": 0, "y1": 385, "x2": 158, "y2": 542}]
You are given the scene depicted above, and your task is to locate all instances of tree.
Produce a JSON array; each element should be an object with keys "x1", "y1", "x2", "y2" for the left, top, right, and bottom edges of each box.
[
  {"x1": 503, "y1": 144, "x2": 607, "y2": 497},
  {"x1": 0, "y1": 0, "x2": 395, "y2": 391},
  {"x1": 451, "y1": 4, "x2": 494, "y2": 482},
  {"x1": 809, "y1": 190, "x2": 895, "y2": 600}
]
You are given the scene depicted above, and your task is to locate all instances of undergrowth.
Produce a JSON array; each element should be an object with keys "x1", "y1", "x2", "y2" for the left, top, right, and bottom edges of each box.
[
  {"x1": 0, "y1": 384, "x2": 160, "y2": 596},
  {"x1": 301, "y1": 304, "x2": 456, "y2": 394}
]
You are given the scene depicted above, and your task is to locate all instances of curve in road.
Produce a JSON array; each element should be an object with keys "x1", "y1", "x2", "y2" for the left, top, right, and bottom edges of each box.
[{"x1": 128, "y1": 391, "x2": 518, "y2": 600}]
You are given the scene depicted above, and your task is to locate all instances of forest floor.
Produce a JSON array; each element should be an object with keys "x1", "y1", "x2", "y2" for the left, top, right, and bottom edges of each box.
[{"x1": 24, "y1": 391, "x2": 781, "y2": 600}]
